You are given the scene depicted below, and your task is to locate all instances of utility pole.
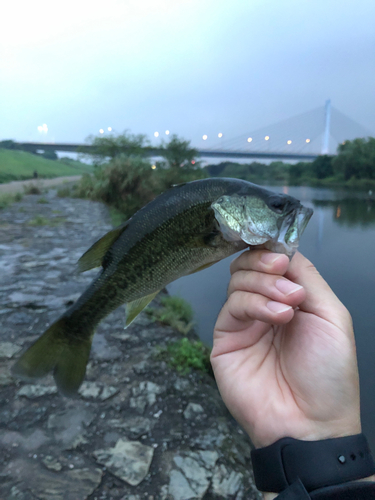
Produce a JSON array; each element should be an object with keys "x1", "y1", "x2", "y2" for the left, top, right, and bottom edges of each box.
[{"x1": 322, "y1": 99, "x2": 331, "y2": 154}]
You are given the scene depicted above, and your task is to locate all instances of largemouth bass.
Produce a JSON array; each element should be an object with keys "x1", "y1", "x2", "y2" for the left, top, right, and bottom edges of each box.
[{"x1": 12, "y1": 178, "x2": 313, "y2": 396}]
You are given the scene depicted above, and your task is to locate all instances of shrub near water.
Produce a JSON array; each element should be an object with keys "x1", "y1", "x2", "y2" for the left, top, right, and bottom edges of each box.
[
  {"x1": 164, "y1": 338, "x2": 212, "y2": 375},
  {"x1": 74, "y1": 154, "x2": 207, "y2": 220},
  {"x1": 74, "y1": 155, "x2": 161, "y2": 219}
]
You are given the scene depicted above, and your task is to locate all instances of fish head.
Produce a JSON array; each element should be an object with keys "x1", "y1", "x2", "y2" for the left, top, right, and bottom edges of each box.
[{"x1": 211, "y1": 191, "x2": 313, "y2": 257}]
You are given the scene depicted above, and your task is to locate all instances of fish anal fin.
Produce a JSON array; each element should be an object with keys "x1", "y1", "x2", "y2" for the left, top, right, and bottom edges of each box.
[
  {"x1": 125, "y1": 291, "x2": 160, "y2": 328},
  {"x1": 77, "y1": 223, "x2": 128, "y2": 272}
]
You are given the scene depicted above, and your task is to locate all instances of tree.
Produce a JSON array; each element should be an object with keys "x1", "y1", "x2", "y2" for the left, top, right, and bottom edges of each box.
[
  {"x1": 333, "y1": 137, "x2": 375, "y2": 180},
  {"x1": 160, "y1": 134, "x2": 200, "y2": 169},
  {"x1": 81, "y1": 131, "x2": 150, "y2": 165},
  {"x1": 311, "y1": 155, "x2": 334, "y2": 179}
]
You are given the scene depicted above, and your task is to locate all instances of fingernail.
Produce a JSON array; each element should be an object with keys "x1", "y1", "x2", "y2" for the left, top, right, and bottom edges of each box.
[
  {"x1": 267, "y1": 301, "x2": 292, "y2": 313},
  {"x1": 261, "y1": 253, "x2": 283, "y2": 265},
  {"x1": 275, "y1": 279, "x2": 303, "y2": 296}
]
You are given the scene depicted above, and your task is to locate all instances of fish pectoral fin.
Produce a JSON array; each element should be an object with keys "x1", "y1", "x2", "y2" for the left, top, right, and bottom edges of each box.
[
  {"x1": 125, "y1": 291, "x2": 160, "y2": 328},
  {"x1": 189, "y1": 229, "x2": 222, "y2": 248},
  {"x1": 187, "y1": 260, "x2": 220, "y2": 275},
  {"x1": 77, "y1": 222, "x2": 128, "y2": 272}
]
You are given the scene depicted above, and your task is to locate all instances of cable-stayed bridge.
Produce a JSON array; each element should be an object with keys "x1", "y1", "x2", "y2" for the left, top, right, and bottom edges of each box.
[{"x1": 14, "y1": 101, "x2": 374, "y2": 162}]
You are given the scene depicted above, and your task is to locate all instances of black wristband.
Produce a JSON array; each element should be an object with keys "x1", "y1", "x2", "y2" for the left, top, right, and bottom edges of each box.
[{"x1": 251, "y1": 433, "x2": 375, "y2": 493}]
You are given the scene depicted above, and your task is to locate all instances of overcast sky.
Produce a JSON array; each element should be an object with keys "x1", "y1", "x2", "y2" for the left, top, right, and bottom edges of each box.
[{"x1": 1, "y1": 0, "x2": 374, "y2": 149}]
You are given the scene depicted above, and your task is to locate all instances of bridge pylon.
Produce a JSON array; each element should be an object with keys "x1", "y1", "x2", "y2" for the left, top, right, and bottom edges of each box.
[{"x1": 322, "y1": 99, "x2": 331, "y2": 154}]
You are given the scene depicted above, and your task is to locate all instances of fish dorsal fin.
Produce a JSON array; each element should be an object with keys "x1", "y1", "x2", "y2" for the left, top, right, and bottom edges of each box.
[
  {"x1": 77, "y1": 223, "x2": 128, "y2": 272},
  {"x1": 125, "y1": 291, "x2": 160, "y2": 328}
]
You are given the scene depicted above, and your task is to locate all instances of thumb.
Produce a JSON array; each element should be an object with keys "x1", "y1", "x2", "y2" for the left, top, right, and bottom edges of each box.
[{"x1": 285, "y1": 252, "x2": 352, "y2": 333}]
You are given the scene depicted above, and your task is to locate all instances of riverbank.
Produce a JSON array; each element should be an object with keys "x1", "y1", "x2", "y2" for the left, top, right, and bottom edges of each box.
[
  {"x1": 0, "y1": 190, "x2": 260, "y2": 499},
  {"x1": 0, "y1": 175, "x2": 82, "y2": 194}
]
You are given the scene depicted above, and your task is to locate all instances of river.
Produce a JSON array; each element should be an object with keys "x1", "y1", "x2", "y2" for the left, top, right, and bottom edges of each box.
[{"x1": 168, "y1": 185, "x2": 375, "y2": 454}]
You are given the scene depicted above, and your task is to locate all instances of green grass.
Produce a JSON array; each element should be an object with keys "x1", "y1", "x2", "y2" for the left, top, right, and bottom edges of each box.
[
  {"x1": 0, "y1": 148, "x2": 93, "y2": 183},
  {"x1": 37, "y1": 197, "x2": 49, "y2": 204},
  {"x1": 27, "y1": 215, "x2": 66, "y2": 226},
  {"x1": 147, "y1": 296, "x2": 194, "y2": 334},
  {"x1": 0, "y1": 192, "x2": 23, "y2": 209},
  {"x1": 159, "y1": 337, "x2": 212, "y2": 375}
]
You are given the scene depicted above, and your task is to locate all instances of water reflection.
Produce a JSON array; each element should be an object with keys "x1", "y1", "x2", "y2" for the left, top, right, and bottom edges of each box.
[{"x1": 312, "y1": 197, "x2": 375, "y2": 227}]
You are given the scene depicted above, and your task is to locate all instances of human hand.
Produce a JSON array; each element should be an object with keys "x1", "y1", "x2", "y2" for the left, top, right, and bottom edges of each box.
[{"x1": 211, "y1": 250, "x2": 361, "y2": 449}]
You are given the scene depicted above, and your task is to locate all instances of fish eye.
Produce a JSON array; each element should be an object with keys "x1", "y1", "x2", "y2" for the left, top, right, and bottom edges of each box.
[
  {"x1": 216, "y1": 197, "x2": 224, "y2": 204},
  {"x1": 268, "y1": 196, "x2": 286, "y2": 214}
]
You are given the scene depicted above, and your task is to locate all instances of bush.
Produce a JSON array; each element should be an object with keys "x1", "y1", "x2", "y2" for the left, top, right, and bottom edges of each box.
[
  {"x1": 161, "y1": 337, "x2": 211, "y2": 374},
  {"x1": 23, "y1": 183, "x2": 42, "y2": 195},
  {"x1": 74, "y1": 154, "x2": 207, "y2": 220},
  {"x1": 147, "y1": 296, "x2": 194, "y2": 334}
]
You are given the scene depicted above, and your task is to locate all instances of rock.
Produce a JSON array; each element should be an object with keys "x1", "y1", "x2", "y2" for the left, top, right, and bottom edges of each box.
[
  {"x1": 107, "y1": 416, "x2": 155, "y2": 438},
  {"x1": 17, "y1": 384, "x2": 58, "y2": 398},
  {"x1": 91, "y1": 333, "x2": 122, "y2": 361},
  {"x1": 0, "y1": 341, "x2": 22, "y2": 359},
  {"x1": 0, "y1": 370, "x2": 13, "y2": 386},
  {"x1": 78, "y1": 381, "x2": 119, "y2": 400},
  {"x1": 47, "y1": 405, "x2": 95, "y2": 449},
  {"x1": 130, "y1": 381, "x2": 165, "y2": 413},
  {"x1": 168, "y1": 450, "x2": 219, "y2": 500},
  {"x1": 100, "y1": 385, "x2": 119, "y2": 401},
  {"x1": 183, "y1": 403, "x2": 205, "y2": 420},
  {"x1": 211, "y1": 463, "x2": 244, "y2": 497},
  {"x1": 93, "y1": 438, "x2": 154, "y2": 486},
  {"x1": 0, "y1": 429, "x2": 50, "y2": 451},
  {"x1": 78, "y1": 381, "x2": 101, "y2": 398},
  {"x1": 42, "y1": 455, "x2": 63, "y2": 471},
  {"x1": 111, "y1": 332, "x2": 131, "y2": 341}
]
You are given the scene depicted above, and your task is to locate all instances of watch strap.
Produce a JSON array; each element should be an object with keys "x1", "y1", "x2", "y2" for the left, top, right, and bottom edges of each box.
[{"x1": 251, "y1": 433, "x2": 375, "y2": 493}]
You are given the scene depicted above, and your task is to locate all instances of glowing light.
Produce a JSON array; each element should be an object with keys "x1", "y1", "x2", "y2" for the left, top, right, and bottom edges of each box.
[
  {"x1": 306, "y1": 138, "x2": 310, "y2": 143},
  {"x1": 218, "y1": 133, "x2": 223, "y2": 138},
  {"x1": 336, "y1": 206, "x2": 341, "y2": 218},
  {"x1": 247, "y1": 137, "x2": 252, "y2": 143},
  {"x1": 287, "y1": 140, "x2": 292, "y2": 145},
  {"x1": 154, "y1": 131, "x2": 159, "y2": 137},
  {"x1": 265, "y1": 136, "x2": 270, "y2": 141},
  {"x1": 99, "y1": 129, "x2": 104, "y2": 134},
  {"x1": 151, "y1": 164, "x2": 156, "y2": 170},
  {"x1": 37, "y1": 124, "x2": 48, "y2": 133},
  {"x1": 202, "y1": 135, "x2": 208, "y2": 140},
  {"x1": 191, "y1": 160, "x2": 196, "y2": 165},
  {"x1": 108, "y1": 127, "x2": 112, "y2": 132},
  {"x1": 165, "y1": 130, "x2": 170, "y2": 135}
]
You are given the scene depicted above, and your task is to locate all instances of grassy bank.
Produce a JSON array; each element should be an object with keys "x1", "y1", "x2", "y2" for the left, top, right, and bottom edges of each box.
[{"x1": 0, "y1": 148, "x2": 92, "y2": 183}]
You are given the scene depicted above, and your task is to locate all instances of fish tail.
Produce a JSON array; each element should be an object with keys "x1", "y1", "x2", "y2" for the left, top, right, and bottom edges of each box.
[{"x1": 12, "y1": 317, "x2": 94, "y2": 397}]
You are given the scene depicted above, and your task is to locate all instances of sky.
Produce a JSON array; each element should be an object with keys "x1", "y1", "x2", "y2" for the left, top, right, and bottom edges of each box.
[{"x1": 1, "y1": 0, "x2": 374, "y2": 150}]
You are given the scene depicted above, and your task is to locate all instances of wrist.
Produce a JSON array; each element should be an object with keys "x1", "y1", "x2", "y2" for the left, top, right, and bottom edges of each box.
[{"x1": 251, "y1": 434, "x2": 375, "y2": 495}]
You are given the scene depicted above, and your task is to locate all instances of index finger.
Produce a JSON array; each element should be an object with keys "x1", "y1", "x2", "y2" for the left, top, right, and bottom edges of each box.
[{"x1": 230, "y1": 249, "x2": 290, "y2": 276}]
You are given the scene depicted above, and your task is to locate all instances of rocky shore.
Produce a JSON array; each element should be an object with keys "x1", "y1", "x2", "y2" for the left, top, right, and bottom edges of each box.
[{"x1": 0, "y1": 188, "x2": 260, "y2": 500}]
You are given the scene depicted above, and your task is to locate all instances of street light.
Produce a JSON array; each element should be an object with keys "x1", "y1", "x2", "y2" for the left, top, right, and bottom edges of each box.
[
  {"x1": 99, "y1": 129, "x2": 104, "y2": 134},
  {"x1": 306, "y1": 138, "x2": 311, "y2": 143},
  {"x1": 108, "y1": 127, "x2": 112, "y2": 132},
  {"x1": 287, "y1": 140, "x2": 292, "y2": 145},
  {"x1": 165, "y1": 130, "x2": 170, "y2": 135},
  {"x1": 218, "y1": 133, "x2": 223, "y2": 138},
  {"x1": 247, "y1": 137, "x2": 252, "y2": 143},
  {"x1": 202, "y1": 135, "x2": 208, "y2": 140},
  {"x1": 154, "y1": 132, "x2": 159, "y2": 138},
  {"x1": 265, "y1": 136, "x2": 270, "y2": 141}
]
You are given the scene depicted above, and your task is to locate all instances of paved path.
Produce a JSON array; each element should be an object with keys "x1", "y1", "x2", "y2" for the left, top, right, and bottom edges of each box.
[{"x1": 0, "y1": 175, "x2": 82, "y2": 194}]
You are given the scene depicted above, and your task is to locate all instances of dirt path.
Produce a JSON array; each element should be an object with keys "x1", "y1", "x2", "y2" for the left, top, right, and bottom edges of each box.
[{"x1": 0, "y1": 175, "x2": 82, "y2": 194}]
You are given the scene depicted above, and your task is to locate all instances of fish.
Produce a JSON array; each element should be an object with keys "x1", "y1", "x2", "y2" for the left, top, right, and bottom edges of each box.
[{"x1": 12, "y1": 177, "x2": 313, "y2": 396}]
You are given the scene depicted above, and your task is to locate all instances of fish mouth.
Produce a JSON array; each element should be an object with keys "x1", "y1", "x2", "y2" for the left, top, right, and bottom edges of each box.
[{"x1": 274, "y1": 205, "x2": 313, "y2": 257}]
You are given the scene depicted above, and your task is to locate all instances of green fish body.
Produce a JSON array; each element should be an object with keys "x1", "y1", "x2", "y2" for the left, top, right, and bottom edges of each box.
[{"x1": 12, "y1": 178, "x2": 313, "y2": 395}]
